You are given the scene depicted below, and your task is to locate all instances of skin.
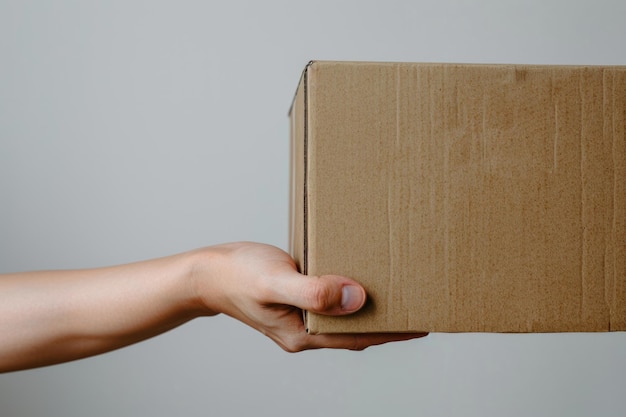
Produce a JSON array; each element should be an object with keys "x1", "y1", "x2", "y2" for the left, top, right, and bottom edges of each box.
[{"x1": 0, "y1": 242, "x2": 426, "y2": 373}]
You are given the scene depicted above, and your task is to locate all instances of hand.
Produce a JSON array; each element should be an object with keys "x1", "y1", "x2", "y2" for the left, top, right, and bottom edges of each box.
[
  {"x1": 193, "y1": 242, "x2": 427, "y2": 351},
  {"x1": 0, "y1": 241, "x2": 427, "y2": 372}
]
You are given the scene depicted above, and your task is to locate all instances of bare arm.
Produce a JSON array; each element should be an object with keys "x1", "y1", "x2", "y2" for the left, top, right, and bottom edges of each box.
[
  {"x1": 0, "y1": 251, "x2": 202, "y2": 372},
  {"x1": 0, "y1": 242, "x2": 426, "y2": 372}
]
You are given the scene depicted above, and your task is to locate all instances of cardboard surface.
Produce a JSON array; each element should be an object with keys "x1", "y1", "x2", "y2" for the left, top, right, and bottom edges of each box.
[{"x1": 289, "y1": 61, "x2": 626, "y2": 334}]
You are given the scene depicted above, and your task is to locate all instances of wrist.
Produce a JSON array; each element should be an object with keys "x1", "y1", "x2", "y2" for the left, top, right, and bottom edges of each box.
[{"x1": 184, "y1": 246, "x2": 226, "y2": 317}]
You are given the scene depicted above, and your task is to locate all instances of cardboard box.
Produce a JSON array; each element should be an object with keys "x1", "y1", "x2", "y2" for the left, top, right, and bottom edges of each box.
[{"x1": 289, "y1": 61, "x2": 626, "y2": 334}]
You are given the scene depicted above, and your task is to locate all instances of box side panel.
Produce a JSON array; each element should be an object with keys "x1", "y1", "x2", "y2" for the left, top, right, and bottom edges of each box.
[
  {"x1": 304, "y1": 62, "x2": 626, "y2": 334},
  {"x1": 289, "y1": 73, "x2": 306, "y2": 274}
]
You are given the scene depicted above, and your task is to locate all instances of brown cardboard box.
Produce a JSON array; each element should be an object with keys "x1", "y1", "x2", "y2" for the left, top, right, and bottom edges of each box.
[{"x1": 289, "y1": 61, "x2": 626, "y2": 334}]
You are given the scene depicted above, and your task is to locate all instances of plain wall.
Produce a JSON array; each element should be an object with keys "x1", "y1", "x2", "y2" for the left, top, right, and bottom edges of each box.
[{"x1": 0, "y1": 1, "x2": 624, "y2": 416}]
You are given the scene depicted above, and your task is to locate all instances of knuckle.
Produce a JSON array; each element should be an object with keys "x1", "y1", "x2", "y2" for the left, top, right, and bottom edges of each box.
[
  {"x1": 281, "y1": 335, "x2": 308, "y2": 353},
  {"x1": 306, "y1": 280, "x2": 333, "y2": 312},
  {"x1": 349, "y1": 336, "x2": 367, "y2": 351}
]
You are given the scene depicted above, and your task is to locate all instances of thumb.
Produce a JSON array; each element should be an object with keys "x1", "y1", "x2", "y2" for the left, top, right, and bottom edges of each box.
[{"x1": 272, "y1": 272, "x2": 367, "y2": 316}]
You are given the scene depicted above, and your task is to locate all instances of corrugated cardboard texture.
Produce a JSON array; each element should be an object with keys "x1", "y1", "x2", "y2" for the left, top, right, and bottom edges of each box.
[{"x1": 289, "y1": 61, "x2": 626, "y2": 333}]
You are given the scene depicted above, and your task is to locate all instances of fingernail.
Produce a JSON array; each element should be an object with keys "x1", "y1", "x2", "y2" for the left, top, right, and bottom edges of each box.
[{"x1": 341, "y1": 285, "x2": 365, "y2": 312}]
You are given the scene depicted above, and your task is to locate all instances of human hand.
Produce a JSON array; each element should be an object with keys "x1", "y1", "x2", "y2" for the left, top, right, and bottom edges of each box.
[
  {"x1": 0, "y1": 241, "x2": 426, "y2": 372},
  {"x1": 192, "y1": 242, "x2": 427, "y2": 351}
]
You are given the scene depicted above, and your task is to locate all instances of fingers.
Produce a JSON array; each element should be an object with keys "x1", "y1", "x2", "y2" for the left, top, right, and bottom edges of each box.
[
  {"x1": 281, "y1": 332, "x2": 428, "y2": 352},
  {"x1": 269, "y1": 272, "x2": 367, "y2": 316},
  {"x1": 316, "y1": 333, "x2": 428, "y2": 351}
]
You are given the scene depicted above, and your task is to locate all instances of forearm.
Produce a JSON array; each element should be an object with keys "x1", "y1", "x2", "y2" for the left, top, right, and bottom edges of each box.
[{"x1": 0, "y1": 250, "x2": 211, "y2": 372}]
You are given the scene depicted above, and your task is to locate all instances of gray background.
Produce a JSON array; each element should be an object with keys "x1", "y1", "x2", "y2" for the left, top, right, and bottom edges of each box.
[{"x1": 1, "y1": 1, "x2": 624, "y2": 416}]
